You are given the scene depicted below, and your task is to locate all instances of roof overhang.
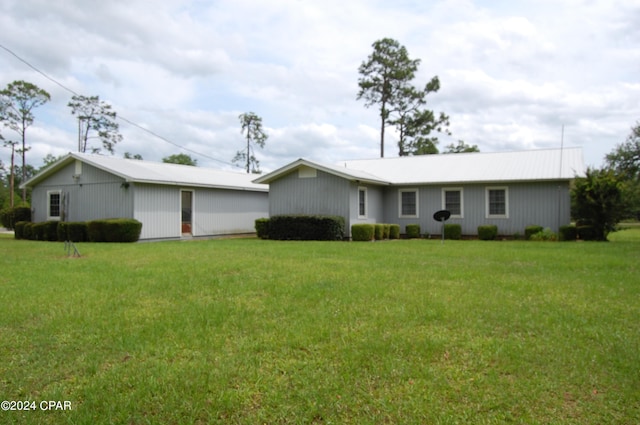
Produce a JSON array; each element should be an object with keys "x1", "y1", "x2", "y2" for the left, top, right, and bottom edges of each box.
[
  {"x1": 22, "y1": 152, "x2": 269, "y2": 192},
  {"x1": 253, "y1": 158, "x2": 389, "y2": 185}
]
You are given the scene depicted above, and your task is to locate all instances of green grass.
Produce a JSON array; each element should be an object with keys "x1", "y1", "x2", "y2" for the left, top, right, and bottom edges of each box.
[{"x1": 1, "y1": 231, "x2": 639, "y2": 424}]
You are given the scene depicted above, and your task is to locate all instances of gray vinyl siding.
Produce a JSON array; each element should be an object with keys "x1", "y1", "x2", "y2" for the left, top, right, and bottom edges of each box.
[
  {"x1": 268, "y1": 169, "x2": 350, "y2": 217},
  {"x1": 31, "y1": 161, "x2": 133, "y2": 223},
  {"x1": 133, "y1": 184, "x2": 269, "y2": 240},
  {"x1": 194, "y1": 188, "x2": 269, "y2": 236},
  {"x1": 385, "y1": 181, "x2": 571, "y2": 236},
  {"x1": 132, "y1": 184, "x2": 182, "y2": 240},
  {"x1": 349, "y1": 183, "x2": 385, "y2": 226}
]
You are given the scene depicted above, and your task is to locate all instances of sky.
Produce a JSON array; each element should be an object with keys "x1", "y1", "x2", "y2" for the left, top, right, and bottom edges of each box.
[{"x1": 1, "y1": 0, "x2": 639, "y2": 174}]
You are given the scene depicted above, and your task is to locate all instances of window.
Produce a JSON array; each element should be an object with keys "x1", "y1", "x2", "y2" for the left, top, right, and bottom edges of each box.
[
  {"x1": 486, "y1": 187, "x2": 509, "y2": 218},
  {"x1": 47, "y1": 190, "x2": 62, "y2": 220},
  {"x1": 442, "y1": 188, "x2": 463, "y2": 218},
  {"x1": 358, "y1": 187, "x2": 367, "y2": 218},
  {"x1": 399, "y1": 189, "x2": 418, "y2": 217}
]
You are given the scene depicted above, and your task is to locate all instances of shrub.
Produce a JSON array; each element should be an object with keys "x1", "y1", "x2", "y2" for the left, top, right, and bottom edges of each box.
[
  {"x1": 444, "y1": 223, "x2": 462, "y2": 240},
  {"x1": 577, "y1": 225, "x2": 598, "y2": 241},
  {"x1": 525, "y1": 225, "x2": 544, "y2": 240},
  {"x1": 255, "y1": 218, "x2": 270, "y2": 239},
  {"x1": 0, "y1": 206, "x2": 31, "y2": 230},
  {"x1": 23, "y1": 222, "x2": 33, "y2": 240},
  {"x1": 383, "y1": 224, "x2": 391, "y2": 239},
  {"x1": 405, "y1": 224, "x2": 421, "y2": 239},
  {"x1": 88, "y1": 220, "x2": 108, "y2": 242},
  {"x1": 374, "y1": 224, "x2": 385, "y2": 240},
  {"x1": 351, "y1": 224, "x2": 374, "y2": 241},
  {"x1": 88, "y1": 219, "x2": 142, "y2": 242},
  {"x1": 530, "y1": 228, "x2": 557, "y2": 241},
  {"x1": 558, "y1": 225, "x2": 577, "y2": 241},
  {"x1": 14, "y1": 221, "x2": 28, "y2": 240},
  {"x1": 389, "y1": 224, "x2": 400, "y2": 239},
  {"x1": 31, "y1": 222, "x2": 46, "y2": 240},
  {"x1": 42, "y1": 221, "x2": 59, "y2": 241},
  {"x1": 58, "y1": 222, "x2": 89, "y2": 242},
  {"x1": 268, "y1": 215, "x2": 345, "y2": 241},
  {"x1": 478, "y1": 225, "x2": 498, "y2": 241}
]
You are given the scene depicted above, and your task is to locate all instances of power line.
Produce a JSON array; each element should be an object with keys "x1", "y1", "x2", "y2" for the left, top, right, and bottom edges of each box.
[{"x1": 0, "y1": 43, "x2": 238, "y2": 167}]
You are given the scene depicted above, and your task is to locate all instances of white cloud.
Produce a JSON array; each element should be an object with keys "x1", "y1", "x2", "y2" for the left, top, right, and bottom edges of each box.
[{"x1": 1, "y1": 0, "x2": 639, "y2": 174}]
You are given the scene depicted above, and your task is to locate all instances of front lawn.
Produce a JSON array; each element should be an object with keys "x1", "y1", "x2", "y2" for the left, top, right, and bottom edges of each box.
[{"x1": 1, "y1": 231, "x2": 638, "y2": 424}]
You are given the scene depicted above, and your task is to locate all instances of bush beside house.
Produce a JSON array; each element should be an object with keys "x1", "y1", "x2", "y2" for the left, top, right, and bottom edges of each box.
[
  {"x1": 444, "y1": 224, "x2": 462, "y2": 240},
  {"x1": 15, "y1": 219, "x2": 142, "y2": 242},
  {"x1": 352, "y1": 224, "x2": 374, "y2": 241},
  {"x1": 267, "y1": 215, "x2": 345, "y2": 240},
  {"x1": 478, "y1": 225, "x2": 498, "y2": 241},
  {"x1": 405, "y1": 224, "x2": 421, "y2": 239},
  {"x1": 0, "y1": 206, "x2": 32, "y2": 230},
  {"x1": 255, "y1": 218, "x2": 270, "y2": 239}
]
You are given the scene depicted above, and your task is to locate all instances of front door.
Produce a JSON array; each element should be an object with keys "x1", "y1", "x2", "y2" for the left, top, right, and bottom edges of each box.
[{"x1": 181, "y1": 190, "x2": 193, "y2": 235}]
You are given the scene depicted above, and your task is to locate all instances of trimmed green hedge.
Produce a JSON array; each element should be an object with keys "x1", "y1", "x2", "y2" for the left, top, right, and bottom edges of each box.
[
  {"x1": 405, "y1": 224, "x2": 421, "y2": 239},
  {"x1": 14, "y1": 221, "x2": 28, "y2": 240},
  {"x1": 389, "y1": 224, "x2": 400, "y2": 239},
  {"x1": 58, "y1": 222, "x2": 89, "y2": 242},
  {"x1": 29, "y1": 221, "x2": 59, "y2": 241},
  {"x1": 23, "y1": 222, "x2": 33, "y2": 240},
  {"x1": 351, "y1": 224, "x2": 374, "y2": 241},
  {"x1": 267, "y1": 215, "x2": 344, "y2": 241},
  {"x1": 444, "y1": 223, "x2": 462, "y2": 240},
  {"x1": 16, "y1": 219, "x2": 140, "y2": 242},
  {"x1": 88, "y1": 219, "x2": 142, "y2": 242},
  {"x1": 255, "y1": 218, "x2": 270, "y2": 239},
  {"x1": 525, "y1": 225, "x2": 544, "y2": 240},
  {"x1": 374, "y1": 224, "x2": 385, "y2": 240},
  {"x1": 478, "y1": 225, "x2": 498, "y2": 241}
]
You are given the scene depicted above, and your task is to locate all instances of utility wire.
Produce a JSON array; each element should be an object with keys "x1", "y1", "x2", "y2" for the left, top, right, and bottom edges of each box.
[{"x1": 0, "y1": 43, "x2": 238, "y2": 167}]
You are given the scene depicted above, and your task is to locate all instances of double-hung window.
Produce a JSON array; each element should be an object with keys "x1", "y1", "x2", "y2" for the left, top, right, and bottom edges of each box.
[
  {"x1": 358, "y1": 187, "x2": 367, "y2": 218},
  {"x1": 47, "y1": 190, "x2": 62, "y2": 221},
  {"x1": 442, "y1": 188, "x2": 463, "y2": 218},
  {"x1": 399, "y1": 189, "x2": 418, "y2": 218},
  {"x1": 486, "y1": 187, "x2": 509, "y2": 218}
]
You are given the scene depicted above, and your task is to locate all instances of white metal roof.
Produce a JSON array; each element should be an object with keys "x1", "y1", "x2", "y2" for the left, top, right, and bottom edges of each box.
[
  {"x1": 341, "y1": 147, "x2": 586, "y2": 185},
  {"x1": 253, "y1": 148, "x2": 585, "y2": 186},
  {"x1": 23, "y1": 152, "x2": 269, "y2": 192}
]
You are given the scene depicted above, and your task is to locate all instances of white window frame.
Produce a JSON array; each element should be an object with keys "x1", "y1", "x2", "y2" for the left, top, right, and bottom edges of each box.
[
  {"x1": 358, "y1": 187, "x2": 367, "y2": 218},
  {"x1": 442, "y1": 187, "x2": 464, "y2": 218},
  {"x1": 485, "y1": 186, "x2": 509, "y2": 219},
  {"x1": 47, "y1": 190, "x2": 62, "y2": 221},
  {"x1": 398, "y1": 189, "x2": 419, "y2": 218}
]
